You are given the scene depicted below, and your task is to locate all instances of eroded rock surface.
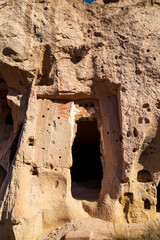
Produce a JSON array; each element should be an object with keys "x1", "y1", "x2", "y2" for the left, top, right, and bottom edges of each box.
[{"x1": 0, "y1": 0, "x2": 160, "y2": 239}]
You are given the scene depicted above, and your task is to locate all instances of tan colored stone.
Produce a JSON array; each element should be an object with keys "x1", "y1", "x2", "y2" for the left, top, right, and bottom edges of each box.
[
  {"x1": 0, "y1": 0, "x2": 160, "y2": 239},
  {"x1": 65, "y1": 230, "x2": 93, "y2": 240}
]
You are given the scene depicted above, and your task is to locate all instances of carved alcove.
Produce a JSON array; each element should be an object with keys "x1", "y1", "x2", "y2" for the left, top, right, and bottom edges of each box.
[
  {"x1": 71, "y1": 100, "x2": 103, "y2": 202},
  {"x1": 34, "y1": 78, "x2": 123, "y2": 213}
]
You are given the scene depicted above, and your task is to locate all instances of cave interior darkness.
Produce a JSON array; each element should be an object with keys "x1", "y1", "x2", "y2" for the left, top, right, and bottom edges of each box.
[
  {"x1": 71, "y1": 119, "x2": 103, "y2": 201},
  {"x1": 157, "y1": 182, "x2": 160, "y2": 212}
]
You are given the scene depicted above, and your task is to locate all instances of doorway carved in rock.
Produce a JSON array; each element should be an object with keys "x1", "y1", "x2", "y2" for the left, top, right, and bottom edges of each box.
[{"x1": 71, "y1": 118, "x2": 103, "y2": 202}]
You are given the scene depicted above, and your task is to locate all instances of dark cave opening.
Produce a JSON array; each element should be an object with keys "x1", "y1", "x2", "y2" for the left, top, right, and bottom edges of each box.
[
  {"x1": 71, "y1": 119, "x2": 103, "y2": 201},
  {"x1": 137, "y1": 169, "x2": 152, "y2": 183},
  {"x1": 156, "y1": 182, "x2": 160, "y2": 212}
]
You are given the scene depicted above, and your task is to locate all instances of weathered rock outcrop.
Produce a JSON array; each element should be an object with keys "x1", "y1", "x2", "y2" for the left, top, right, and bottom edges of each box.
[{"x1": 0, "y1": 0, "x2": 160, "y2": 239}]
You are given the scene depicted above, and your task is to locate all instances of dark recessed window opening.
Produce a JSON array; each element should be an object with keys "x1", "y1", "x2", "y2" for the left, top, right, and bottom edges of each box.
[
  {"x1": 156, "y1": 182, "x2": 160, "y2": 212},
  {"x1": 137, "y1": 170, "x2": 152, "y2": 183},
  {"x1": 144, "y1": 199, "x2": 151, "y2": 210},
  {"x1": 71, "y1": 119, "x2": 103, "y2": 202}
]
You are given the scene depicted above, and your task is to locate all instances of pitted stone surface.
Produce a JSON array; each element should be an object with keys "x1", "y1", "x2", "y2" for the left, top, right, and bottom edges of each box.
[{"x1": 0, "y1": 0, "x2": 160, "y2": 239}]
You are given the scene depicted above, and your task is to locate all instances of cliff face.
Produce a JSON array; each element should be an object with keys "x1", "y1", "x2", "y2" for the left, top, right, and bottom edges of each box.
[{"x1": 0, "y1": 0, "x2": 160, "y2": 239}]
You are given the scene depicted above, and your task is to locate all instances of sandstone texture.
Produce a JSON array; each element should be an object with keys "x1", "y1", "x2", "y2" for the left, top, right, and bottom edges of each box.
[{"x1": 0, "y1": 0, "x2": 160, "y2": 239}]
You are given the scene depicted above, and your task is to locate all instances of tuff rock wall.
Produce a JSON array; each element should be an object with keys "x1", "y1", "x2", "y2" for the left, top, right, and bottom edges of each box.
[{"x1": 0, "y1": 0, "x2": 160, "y2": 239}]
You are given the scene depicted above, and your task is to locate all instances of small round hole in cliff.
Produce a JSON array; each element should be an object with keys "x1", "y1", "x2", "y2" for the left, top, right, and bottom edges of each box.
[
  {"x1": 145, "y1": 118, "x2": 150, "y2": 124},
  {"x1": 143, "y1": 103, "x2": 149, "y2": 108},
  {"x1": 135, "y1": 69, "x2": 142, "y2": 75},
  {"x1": 28, "y1": 137, "x2": 35, "y2": 146},
  {"x1": 133, "y1": 127, "x2": 138, "y2": 137},
  {"x1": 137, "y1": 170, "x2": 152, "y2": 183},
  {"x1": 133, "y1": 148, "x2": 138, "y2": 152},
  {"x1": 30, "y1": 166, "x2": 38, "y2": 176},
  {"x1": 0, "y1": 166, "x2": 7, "y2": 188},
  {"x1": 71, "y1": 119, "x2": 103, "y2": 202},
  {"x1": 121, "y1": 87, "x2": 126, "y2": 92},
  {"x1": 138, "y1": 117, "x2": 143, "y2": 124}
]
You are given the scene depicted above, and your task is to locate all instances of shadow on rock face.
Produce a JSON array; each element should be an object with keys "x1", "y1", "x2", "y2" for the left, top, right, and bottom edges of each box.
[
  {"x1": 139, "y1": 119, "x2": 160, "y2": 173},
  {"x1": 103, "y1": 0, "x2": 119, "y2": 3},
  {"x1": 0, "y1": 219, "x2": 16, "y2": 240}
]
